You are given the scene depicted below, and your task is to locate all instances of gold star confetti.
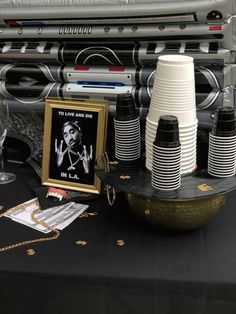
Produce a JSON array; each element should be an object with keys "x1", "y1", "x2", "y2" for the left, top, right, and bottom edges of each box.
[
  {"x1": 26, "y1": 249, "x2": 35, "y2": 256},
  {"x1": 120, "y1": 175, "x2": 131, "y2": 180},
  {"x1": 117, "y1": 240, "x2": 125, "y2": 246},
  {"x1": 79, "y1": 212, "x2": 89, "y2": 218},
  {"x1": 198, "y1": 184, "x2": 213, "y2": 192},
  {"x1": 76, "y1": 240, "x2": 87, "y2": 246}
]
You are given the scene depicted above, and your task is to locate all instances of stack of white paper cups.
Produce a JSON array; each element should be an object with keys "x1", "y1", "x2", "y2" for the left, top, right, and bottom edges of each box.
[
  {"x1": 152, "y1": 115, "x2": 181, "y2": 191},
  {"x1": 114, "y1": 94, "x2": 141, "y2": 162},
  {"x1": 208, "y1": 107, "x2": 236, "y2": 177},
  {"x1": 146, "y1": 54, "x2": 197, "y2": 176}
]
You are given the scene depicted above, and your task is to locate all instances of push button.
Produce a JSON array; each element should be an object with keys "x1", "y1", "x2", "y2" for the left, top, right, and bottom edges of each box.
[{"x1": 118, "y1": 26, "x2": 124, "y2": 32}]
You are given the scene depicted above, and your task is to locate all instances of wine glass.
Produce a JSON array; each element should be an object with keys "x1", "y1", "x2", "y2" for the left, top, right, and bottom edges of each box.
[{"x1": 0, "y1": 98, "x2": 16, "y2": 184}]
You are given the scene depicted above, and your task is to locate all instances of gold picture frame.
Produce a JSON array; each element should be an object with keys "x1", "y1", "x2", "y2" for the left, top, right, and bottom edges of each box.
[{"x1": 42, "y1": 99, "x2": 108, "y2": 194}]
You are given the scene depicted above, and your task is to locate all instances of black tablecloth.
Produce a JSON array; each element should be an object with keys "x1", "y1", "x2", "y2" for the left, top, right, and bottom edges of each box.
[{"x1": 0, "y1": 162, "x2": 236, "y2": 314}]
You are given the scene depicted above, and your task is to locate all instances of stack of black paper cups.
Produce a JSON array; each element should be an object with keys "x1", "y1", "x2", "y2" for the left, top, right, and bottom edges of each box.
[
  {"x1": 208, "y1": 106, "x2": 236, "y2": 177},
  {"x1": 114, "y1": 94, "x2": 141, "y2": 163},
  {"x1": 152, "y1": 115, "x2": 181, "y2": 190}
]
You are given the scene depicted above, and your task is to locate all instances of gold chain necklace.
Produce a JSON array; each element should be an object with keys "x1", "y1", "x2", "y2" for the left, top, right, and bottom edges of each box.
[
  {"x1": 67, "y1": 150, "x2": 83, "y2": 171},
  {"x1": 0, "y1": 205, "x2": 60, "y2": 253}
]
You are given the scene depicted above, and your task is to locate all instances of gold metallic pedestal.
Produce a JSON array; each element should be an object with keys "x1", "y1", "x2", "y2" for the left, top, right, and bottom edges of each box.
[
  {"x1": 126, "y1": 193, "x2": 226, "y2": 230},
  {"x1": 96, "y1": 154, "x2": 236, "y2": 231}
]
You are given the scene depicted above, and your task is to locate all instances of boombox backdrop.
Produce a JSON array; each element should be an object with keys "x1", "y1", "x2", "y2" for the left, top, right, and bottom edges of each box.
[{"x1": 0, "y1": 0, "x2": 235, "y2": 175}]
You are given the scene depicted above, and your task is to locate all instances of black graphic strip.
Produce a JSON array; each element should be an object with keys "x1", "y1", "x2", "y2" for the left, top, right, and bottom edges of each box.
[
  {"x1": 0, "y1": 41, "x2": 232, "y2": 66},
  {"x1": 0, "y1": 80, "x2": 229, "y2": 126},
  {"x1": 0, "y1": 63, "x2": 227, "y2": 89}
]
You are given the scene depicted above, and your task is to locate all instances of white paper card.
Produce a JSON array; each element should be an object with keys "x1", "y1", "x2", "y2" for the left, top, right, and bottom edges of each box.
[{"x1": 5, "y1": 198, "x2": 89, "y2": 233}]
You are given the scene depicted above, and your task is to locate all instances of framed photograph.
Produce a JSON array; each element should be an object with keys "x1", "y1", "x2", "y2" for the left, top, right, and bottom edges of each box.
[{"x1": 42, "y1": 99, "x2": 108, "y2": 194}]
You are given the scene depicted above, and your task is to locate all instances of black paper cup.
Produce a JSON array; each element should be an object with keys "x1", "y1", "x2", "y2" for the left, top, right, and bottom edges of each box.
[
  {"x1": 154, "y1": 115, "x2": 180, "y2": 148},
  {"x1": 152, "y1": 181, "x2": 181, "y2": 191},
  {"x1": 208, "y1": 146, "x2": 236, "y2": 177},
  {"x1": 116, "y1": 94, "x2": 138, "y2": 121},
  {"x1": 208, "y1": 168, "x2": 235, "y2": 177},
  {"x1": 116, "y1": 159, "x2": 140, "y2": 171},
  {"x1": 152, "y1": 173, "x2": 181, "y2": 181},
  {"x1": 114, "y1": 117, "x2": 140, "y2": 126},
  {"x1": 212, "y1": 107, "x2": 236, "y2": 137},
  {"x1": 152, "y1": 141, "x2": 181, "y2": 191}
]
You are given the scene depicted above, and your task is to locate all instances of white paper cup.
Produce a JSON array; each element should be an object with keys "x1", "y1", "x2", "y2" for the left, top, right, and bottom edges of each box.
[
  {"x1": 146, "y1": 117, "x2": 197, "y2": 129},
  {"x1": 152, "y1": 93, "x2": 195, "y2": 101},
  {"x1": 155, "y1": 78, "x2": 195, "y2": 86},
  {"x1": 180, "y1": 133, "x2": 197, "y2": 142},
  {"x1": 181, "y1": 134, "x2": 197, "y2": 141},
  {"x1": 154, "y1": 80, "x2": 195, "y2": 88},
  {"x1": 147, "y1": 108, "x2": 196, "y2": 125},
  {"x1": 180, "y1": 140, "x2": 197, "y2": 148},
  {"x1": 181, "y1": 162, "x2": 196, "y2": 171},
  {"x1": 155, "y1": 55, "x2": 194, "y2": 80},
  {"x1": 150, "y1": 100, "x2": 196, "y2": 111},
  {"x1": 179, "y1": 121, "x2": 198, "y2": 130},
  {"x1": 181, "y1": 151, "x2": 196, "y2": 161},
  {"x1": 181, "y1": 162, "x2": 197, "y2": 171},
  {"x1": 181, "y1": 145, "x2": 197, "y2": 155}
]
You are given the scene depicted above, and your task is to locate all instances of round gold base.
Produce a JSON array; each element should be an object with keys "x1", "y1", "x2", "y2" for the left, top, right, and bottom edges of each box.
[{"x1": 126, "y1": 193, "x2": 226, "y2": 230}]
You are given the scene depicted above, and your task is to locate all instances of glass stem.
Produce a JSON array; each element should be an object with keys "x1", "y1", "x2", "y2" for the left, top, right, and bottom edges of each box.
[{"x1": 0, "y1": 146, "x2": 5, "y2": 178}]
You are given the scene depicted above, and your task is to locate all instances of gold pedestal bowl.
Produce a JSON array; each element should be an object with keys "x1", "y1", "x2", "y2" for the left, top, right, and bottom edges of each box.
[
  {"x1": 96, "y1": 154, "x2": 236, "y2": 231},
  {"x1": 126, "y1": 193, "x2": 226, "y2": 230}
]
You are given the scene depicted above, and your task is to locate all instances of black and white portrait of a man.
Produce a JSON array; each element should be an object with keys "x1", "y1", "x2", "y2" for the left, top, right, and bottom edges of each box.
[{"x1": 49, "y1": 107, "x2": 98, "y2": 185}]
